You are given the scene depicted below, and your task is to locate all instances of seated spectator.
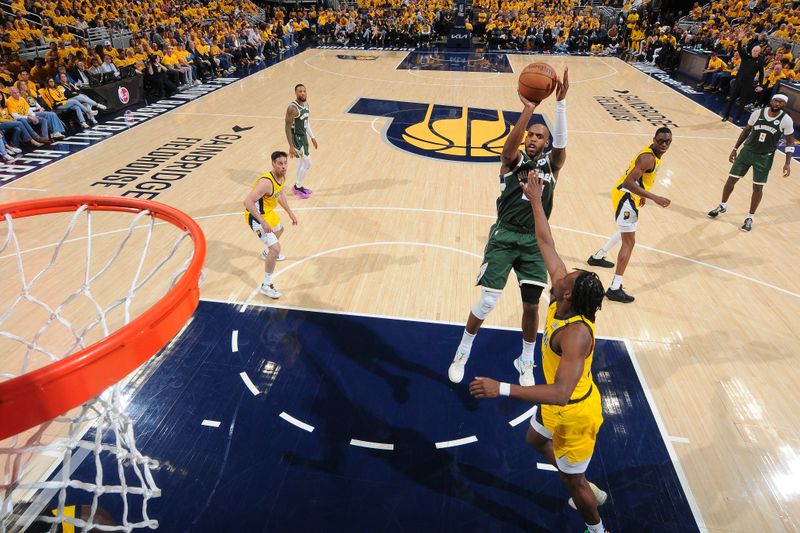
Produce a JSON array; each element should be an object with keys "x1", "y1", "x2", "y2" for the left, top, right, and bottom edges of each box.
[
  {"x1": 0, "y1": 110, "x2": 26, "y2": 152},
  {"x1": 706, "y1": 51, "x2": 740, "y2": 93},
  {"x1": 144, "y1": 54, "x2": 179, "y2": 97},
  {"x1": 2, "y1": 90, "x2": 50, "y2": 145},
  {"x1": 162, "y1": 45, "x2": 193, "y2": 86},
  {"x1": 69, "y1": 60, "x2": 92, "y2": 86},
  {"x1": 6, "y1": 86, "x2": 52, "y2": 141},
  {"x1": 698, "y1": 52, "x2": 727, "y2": 88},
  {"x1": 99, "y1": 54, "x2": 121, "y2": 79},
  {"x1": 56, "y1": 74, "x2": 106, "y2": 113},
  {"x1": 755, "y1": 62, "x2": 789, "y2": 106},
  {"x1": 39, "y1": 77, "x2": 96, "y2": 129},
  {"x1": 17, "y1": 80, "x2": 65, "y2": 139}
]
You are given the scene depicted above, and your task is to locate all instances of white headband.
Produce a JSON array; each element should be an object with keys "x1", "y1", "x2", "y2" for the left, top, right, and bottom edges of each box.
[{"x1": 772, "y1": 94, "x2": 789, "y2": 103}]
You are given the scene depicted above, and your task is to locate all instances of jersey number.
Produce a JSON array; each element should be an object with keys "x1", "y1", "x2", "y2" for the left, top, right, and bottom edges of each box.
[{"x1": 758, "y1": 132, "x2": 767, "y2": 143}]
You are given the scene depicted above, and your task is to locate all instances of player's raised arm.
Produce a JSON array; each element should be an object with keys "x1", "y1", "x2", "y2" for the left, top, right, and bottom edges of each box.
[
  {"x1": 501, "y1": 93, "x2": 537, "y2": 172},
  {"x1": 550, "y1": 67, "x2": 568, "y2": 176},
  {"x1": 521, "y1": 175, "x2": 566, "y2": 282}
]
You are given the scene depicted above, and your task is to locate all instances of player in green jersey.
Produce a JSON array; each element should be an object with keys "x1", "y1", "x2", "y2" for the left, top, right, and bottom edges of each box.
[
  {"x1": 285, "y1": 83, "x2": 318, "y2": 199},
  {"x1": 449, "y1": 68, "x2": 569, "y2": 387},
  {"x1": 708, "y1": 93, "x2": 795, "y2": 232}
]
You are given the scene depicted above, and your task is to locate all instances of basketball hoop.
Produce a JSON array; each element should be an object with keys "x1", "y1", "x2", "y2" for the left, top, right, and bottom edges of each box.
[{"x1": 0, "y1": 196, "x2": 205, "y2": 532}]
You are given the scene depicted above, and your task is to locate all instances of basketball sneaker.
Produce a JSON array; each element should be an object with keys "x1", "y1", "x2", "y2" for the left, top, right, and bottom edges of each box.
[
  {"x1": 448, "y1": 349, "x2": 469, "y2": 383},
  {"x1": 513, "y1": 356, "x2": 536, "y2": 386},
  {"x1": 260, "y1": 250, "x2": 286, "y2": 261},
  {"x1": 587, "y1": 255, "x2": 615, "y2": 268},
  {"x1": 741, "y1": 218, "x2": 753, "y2": 232},
  {"x1": 569, "y1": 482, "x2": 608, "y2": 510},
  {"x1": 259, "y1": 283, "x2": 282, "y2": 299},
  {"x1": 292, "y1": 185, "x2": 312, "y2": 199},
  {"x1": 707, "y1": 205, "x2": 727, "y2": 218},
  {"x1": 605, "y1": 286, "x2": 634, "y2": 303}
]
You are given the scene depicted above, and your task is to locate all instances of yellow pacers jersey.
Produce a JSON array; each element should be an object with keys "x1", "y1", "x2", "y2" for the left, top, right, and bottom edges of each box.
[
  {"x1": 244, "y1": 172, "x2": 283, "y2": 225},
  {"x1": 541, "y1": 301, "x2": 596, "y2": 402},
  {"x1": 612, "y1": 146, "x2": 661, "y2": 209}
]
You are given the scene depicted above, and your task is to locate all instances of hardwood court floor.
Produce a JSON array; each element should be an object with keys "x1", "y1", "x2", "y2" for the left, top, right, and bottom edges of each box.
[{"x1": 2, "y1": 50, "x2": 800, "y2": 532}]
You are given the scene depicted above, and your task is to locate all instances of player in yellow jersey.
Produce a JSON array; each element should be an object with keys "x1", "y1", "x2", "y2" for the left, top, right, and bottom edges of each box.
[
  {"x1": 243, "y1": 151, "x2": 298, "y2": 299},
  {"x1": 586, "y1": 127, "x2": 672, "y2": 303},
  {"x1": 470, "y1": 172, "x2": 609, "y2": 533}
]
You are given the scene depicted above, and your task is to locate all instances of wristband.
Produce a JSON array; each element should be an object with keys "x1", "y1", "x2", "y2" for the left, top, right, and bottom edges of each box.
[
  {"x1": 499, "y1": 382, "x2": 511, "y2": 396},
  {"x1": 786, "y1": 146, "x2": 795, "y2": 154}
]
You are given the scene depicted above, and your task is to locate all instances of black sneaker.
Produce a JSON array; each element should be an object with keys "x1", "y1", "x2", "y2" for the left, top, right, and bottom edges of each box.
[
  {"x1": 587, "y1": 255, "x2": 615, "y2": 268},
  {"x1": 741, "y1": 218, "x2": 753, "y2": 232},
  {"x1": 605, "y1": 286, "x2": 635, "y2": 303},
  {"x1": 707, "y1": 205, "x2": 727, "y2": 218}
]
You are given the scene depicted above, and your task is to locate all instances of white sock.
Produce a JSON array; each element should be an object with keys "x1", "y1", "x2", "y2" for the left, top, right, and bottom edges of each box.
[
  {"x1": 594, "y1": 232, "x2": 621, "y2": 259},
  {"x1": 746, "y1": 213, "x2": 754, "y2": 220},
  {"x1": 296, "y1": 156, "x2": 310, "y2": 188},
  {"x1": 586, "y1": 520, "x2": 605, "y2": 533},
  {"x1": 720, "y1": 202, "x2": 727, "y2": 209},
  {"x1": 520, "y1": 340, "x2": 535, "y2": 363},
  {"x1": 262, "y1": 272, "x2": 273, "y2": 285},
  {"x1": 610, "y1": 274, "x2": 623, "y2": 290},
  {"x1": 458, "y1": 330, "x2": 476, "y2": 354}
]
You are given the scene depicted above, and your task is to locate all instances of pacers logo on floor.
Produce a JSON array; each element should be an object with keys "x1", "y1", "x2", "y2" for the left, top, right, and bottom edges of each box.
[{"x1": 348, "y1": 97, "x2": 549, "y2": 163}]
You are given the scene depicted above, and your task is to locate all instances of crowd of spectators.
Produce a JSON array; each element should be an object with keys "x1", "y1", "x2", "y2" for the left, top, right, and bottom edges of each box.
[
  {"x1": 614, "y1": 0, "x2": 798, "y2": 120},
  {"x1": 0, "y1": 0, "x2": 326, "y2": 161},
  {"x1": 0, "y1": 0, "x2": 797, "y2": 161}
]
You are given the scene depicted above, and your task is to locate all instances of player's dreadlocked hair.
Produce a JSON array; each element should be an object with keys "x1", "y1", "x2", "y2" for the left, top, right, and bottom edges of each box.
[{"x1": 571, "y1": 270, "x2": 605, "y2": 323}]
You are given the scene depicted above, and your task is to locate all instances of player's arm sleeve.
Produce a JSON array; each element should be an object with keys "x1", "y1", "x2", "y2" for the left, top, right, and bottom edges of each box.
[
  {"x1": 552, "y1": 99, "x2": 567, "y2": 149},
  {"x1": 781, "y1": 115, "x2": 795, "y2": 135},
  {"x1": 305, "y1": 119, "x2": 315, "y2": 139}
]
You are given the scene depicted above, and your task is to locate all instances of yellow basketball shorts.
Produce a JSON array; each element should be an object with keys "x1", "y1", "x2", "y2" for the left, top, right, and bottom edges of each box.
[{"x1": 530, "y1": 386, "x2": 603, "y2": 474}]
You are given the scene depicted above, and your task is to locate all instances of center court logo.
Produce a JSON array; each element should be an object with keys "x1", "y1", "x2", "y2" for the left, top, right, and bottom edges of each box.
[{"x1": 348, "y1": 97, "x2": 549, "y2": 163}]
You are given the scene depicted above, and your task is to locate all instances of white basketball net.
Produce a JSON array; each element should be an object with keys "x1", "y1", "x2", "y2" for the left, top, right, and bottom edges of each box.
[{"x1": 0, "y1": 203, "x2": 196, "y2": 533}]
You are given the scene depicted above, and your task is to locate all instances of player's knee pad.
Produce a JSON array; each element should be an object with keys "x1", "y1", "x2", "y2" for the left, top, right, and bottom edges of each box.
[
  {"x1": 471, "y1": 288, "x2": 501, "y2": 320},
  {"x1": 520, "y1": 283, "x2": 544, "y2": 304}
]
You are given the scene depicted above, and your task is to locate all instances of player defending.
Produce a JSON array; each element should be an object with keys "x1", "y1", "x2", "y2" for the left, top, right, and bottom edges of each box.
[
  {"x1": 244, "y1": 151, "x2": 298, "y2": 299},
  {"x1": 470, "y1": 174, "x2": 609, "y2": 533},
  {"x1": 587, "y1": 127, "x2": 673, "y2": 303},
  {"x1": 707, "y1": 93, "x2": 794, "y2": 232},
  {"x1": 285, "y1": 83, "x2": 318, "y2": 199},
  {"x1": 448, "y1": 68, "x2": 569, "y2": 387}
]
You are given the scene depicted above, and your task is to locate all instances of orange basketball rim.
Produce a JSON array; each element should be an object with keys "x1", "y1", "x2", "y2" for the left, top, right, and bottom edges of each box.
[{"x1": 0, "y1": 195, "x2": 206, "y2": 441}]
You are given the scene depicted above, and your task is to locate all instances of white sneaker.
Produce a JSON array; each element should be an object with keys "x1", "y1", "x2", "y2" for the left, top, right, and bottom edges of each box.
[
  {"x1": 448, "y1": 348, "x2": 469, "y2": 383},
  {"x1": 6, "y1": 146, "x2": 21, "y2": 154},
  {"x1": 259, "y1": 283, "x2": 281, "y2": 299},
  {"x1": 51, "y1": 132, "x2": 64, "y2": 139},
  {"x1": 80, "y1": 122, "x2": 89, "y2": 129},
  {"x1": 96, "y1": 104, "x2": 107, "y2": 110},
  {"x1": 260, "y1": 250, "x2": 285, "y2": 261},
  {"x1": 568, "y1": 482, "x2": 607, "y2": 510},
  {"x1": 3, "y1": 155, "x2": 15, "y2": 163},
  {"x1": 514, "y1": 356, "x2": 536, "y2": 386}
]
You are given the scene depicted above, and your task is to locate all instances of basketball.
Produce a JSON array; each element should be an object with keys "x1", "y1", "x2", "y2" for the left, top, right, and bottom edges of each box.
[{"x1": 518, "y1": 62, "x2": 558, "y2": 103}]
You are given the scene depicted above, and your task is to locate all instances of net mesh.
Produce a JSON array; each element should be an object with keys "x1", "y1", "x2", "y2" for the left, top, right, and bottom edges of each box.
[{"x1": 0, "y1": 202, "x2": 198, "y2": 533}]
